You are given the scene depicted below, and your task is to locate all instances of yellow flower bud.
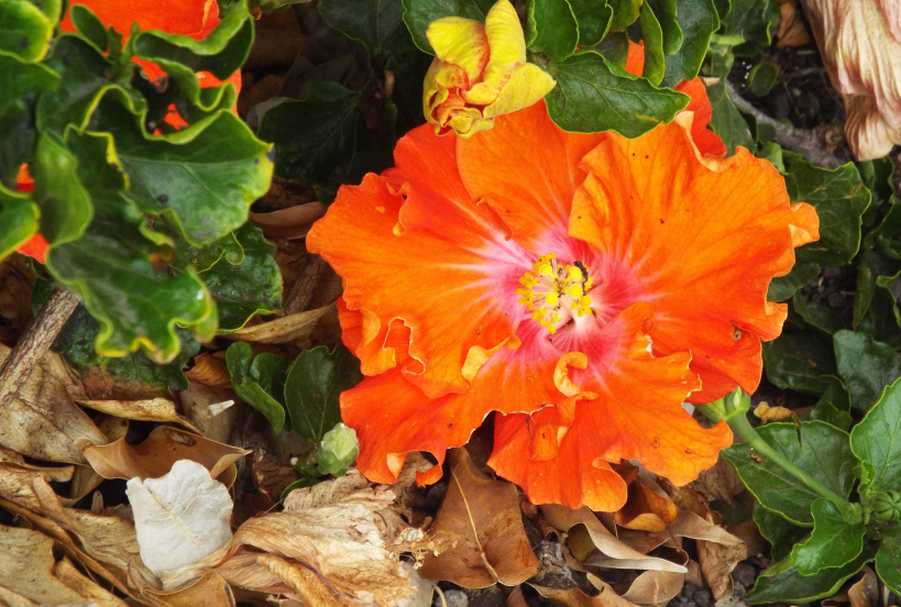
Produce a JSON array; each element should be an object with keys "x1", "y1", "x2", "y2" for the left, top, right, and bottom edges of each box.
[{"x1": 422, "y1": 0, "x2": 556, "y2": 138}]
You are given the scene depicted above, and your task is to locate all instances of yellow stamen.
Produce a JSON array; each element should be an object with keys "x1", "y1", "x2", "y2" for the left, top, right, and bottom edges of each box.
[{"x1": 517, "y1": 253, "x2": 593, "y2": 333}]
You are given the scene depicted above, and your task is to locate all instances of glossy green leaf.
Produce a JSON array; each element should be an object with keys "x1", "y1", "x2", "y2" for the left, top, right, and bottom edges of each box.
[
  {"x1": 0, "y1": 184, "x2": 39, "y2": 261},
  {"x1": 0, "y1": 53, "x2": 59, "y2": 108},
  {"x1": 834, "y1": 330, "x2": 901, "y2": 411},
  {"x1": 197, "y1": 224, "x2": 282, "y2": 331},
  {"x1": 545, "y1": 51, "x2": 688, "y2": 136},
  {"x1": 764, "y1": 331, "x2": 837, "y2": 394},
  {"x1": 0, "y1": 0, "x2": 53, "y2": 62},
  {"x1": 784, "y1": 152, "x2": 871, "y2": 266},
  {"x1": 792, "y1": 287, "x2": 844, "y2": 335},
  {"x1": 284, "y1": 346, "x2": 362, "y2": 442},
  {"x1": 259, "y1": 81, "x2": 361, "y2": 183},
  {"x1": 46, "y1": 131, "x2": 215, "y2": 363},
  {"x1": 753, "y1": 504, "x2": 806, "y2": 561},
  {"x1": 648, "y1": 0, "x2": 681, "y2": 53},
  {"x1": 607, "y1": 0, "x2": 642, "y2": 31},
  {"x1": 401, "y1": 0, "x2": 492, "y2": 53},
  {"x1": 316, "y1": 422, "x2": 359, "y2": 476},
  {"x1": 32, "y1": 133, "x2": 93, "y2": 246},
  {"x1": 69, "y1": 4, "x2": 108, "y2": 53},
  {"x1": 97, "y1": 100, "x2": 272, "y2": 246},
  {"x1": 707, "y1": 79, "x2": 754, "y2": 154},
  {"x1": 875, "y1": 529, "x2": 901, "y2": 594},
  {"x1": 768, "y1": 261, "x2": 820, "y2": 302},
  {"x1": 320, "y1": 0, "x2": 404, "y2": 56},
  {"x1": 789, "y1": 499, "x2": 866, "y2": 575},
  {"x1": 748, "y1": 60, "x2": 779, "y2": 97},
  {"x1": 661, "y1": 0, "x2": 718, "y2": 85},
  {"x1": 746, "y1": 549, "x2": 873, "y2": 605},
  {"x1": 850, "y1": 376, "x2": 901, "y2": 498},
  {"x1": 723, "y1": 421, "x2": 856, "y2": 525},
  {"x1": 226, "y1": 341, "x2": 287, "y2": 433},
  {"x1": 638, "y1": 2, "x2": 665, "y2": 85},
  {"x1": 717, "y1": 0, "x2": 779, "y2": 56},
  {"x1": 809, "y1": 382, "x2": 853, "y2": 431},
  {"x1": 527, "y1": 0, "x2": 578, "y2": 63},
  {"x1": 568, "y1": 0, "x2": 611, "y2": 46}
]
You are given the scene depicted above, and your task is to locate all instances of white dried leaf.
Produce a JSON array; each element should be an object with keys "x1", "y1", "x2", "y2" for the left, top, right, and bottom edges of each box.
[{"x1": 126, "y1": 459, "x2": 233, "y2": 578}]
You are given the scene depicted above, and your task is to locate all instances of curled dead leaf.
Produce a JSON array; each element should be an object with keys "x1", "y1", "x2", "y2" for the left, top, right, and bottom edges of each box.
[
  {"x1": 667, "y1": 511, "x2": 747, "y2": 600},
  {"x1": 179, "y1": 381, "x2": 240, "y2": 444},
  {"x1": 0, "y1": 343, "x2": 105, "y2": 464},
  {"x1": 250, "y1": 202, "x2": 325, "y2": 240},
  {"x1": 542, "y1": 505, "x2": 686, "y2": 573},
  {"x1": 530, "y1": 573, "x2": 640, "y2": 607},
  {"x1": 776, "y1": 0, "x2": 812, "y2": 47},
  {"x1": 83, "y1": 426, "x2": 249, "y2": 487},
  {"x1": 223, "y1": 303, "x2": 334, "y2": 343},
  {"x1": 0, "y1": 445, "x2": 73, "y2": 482},
  {"x1": 79, "y1": 398, "x2": 198, "y2": 431},
  {"x1": 614, "y1": 478, "x2": 679, "y2": 532},
  {"x1": 419, "y1": 449, "x2": 539, "y2": 589},
  {"x1": 622, "y1": 571, "x2": 685, "y2": 606},
  {"x1": 185, "y1": 353, "x2": 231, "y2": 388},
  {"x1": 848, "y1": 567, "x2": 880, "y2": 607}
]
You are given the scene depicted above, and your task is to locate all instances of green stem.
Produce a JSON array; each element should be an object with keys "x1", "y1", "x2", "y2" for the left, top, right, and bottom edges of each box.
[{"x1": 727, "y1": 410, "x2": 857, "y2": 517}]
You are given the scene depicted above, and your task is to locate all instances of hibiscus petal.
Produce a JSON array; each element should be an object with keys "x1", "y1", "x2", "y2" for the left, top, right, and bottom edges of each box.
[
  {"x1": 426, "y1": 17, "x2": 489, "y2": 82},
  {"x1": 308, "y1": 126, "x2": 525, "y2": 398},
  {"x1": 62, "y1": 0, "x2": 219, "y2": 40},
  {"x1": 569, "y1": 120, "x2": 819, "y2": 400},
  {"x1": 674, "y1": 78, "x2": 727, "y2": 157}
]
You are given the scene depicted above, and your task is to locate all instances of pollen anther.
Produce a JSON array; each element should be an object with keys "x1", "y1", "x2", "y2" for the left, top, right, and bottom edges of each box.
[{"x1": 516, "y1": 253, "x2": 593, "y2": 333}]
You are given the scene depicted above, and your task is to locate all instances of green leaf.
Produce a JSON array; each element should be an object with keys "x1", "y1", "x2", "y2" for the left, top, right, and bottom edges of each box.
[
  {"x1": 284, "y1": 346, "x2": 362, "y2": 442},
  {"x1": 0, "y1": 0, "x2": 53, "y2": 62},
  {"x1": 98, "y1": 99, "x2": 273, "y2": 246},
  {"x1": 723, "y1": 420, "x2": 856, "y2": 525},
  {"x1": 638, "y1": 2, "x2": 665, "y2": 85},
  {"x1": 316, "y1": 422, "x2": 359, "y2": 476},
  {"x1": 875, "y1": 529, "x2": 901, "y2": 594},
  {"x1": 707, "y1": 79, "x2": 754, "y2": 154},
  {"x1": 320, "y1": 0, "x2": 405, "y2": 56},
  {"x1": 753, "y1": 503, "x2": 806, "y2": 561},
  {"x1": 784, "y1": 152, "x2": 871, "y2": 266},
  {"x1": 527, "y1": 0, "x2": 579, "y2": 63},
  {"x1": 568, "y1": 0, "x2": 612, "y2": 47},
  {"x1": 0, "y1": 184, "x2": 39, "y2": 261},
  {"x1": 401, "y1": 0, "x2": 491, "y2": 53},
  {"x1": 226, "y1": 341, "x2": 287, "y2": 433},
  {"x1": 648, "y1": 0, "x2": 681, "y2": 54},
  {"x1": 809, "y1": 382, "x2": 853, "y2": 431},
  {"x1": 32, "y1": 133, "x2": 93, "y2": 246},
  {"x1": 258, "y1": 81, "x2": 361, "y2": 183},
  {"x1": 764, "y1": 331, "x2": 837, "y2": 394},
  {"x1": 746, "y1": 549, "x2": 873, "y2": 605},
  {"x1": 196, "y1": 224, "x2": 282, "y2": 331},
  {"x1": 69, "y1": 5, "x2": 109, "y2": 53},
  {"x1": 748, "y1": 60, "x2": 779, "y2": 97},
  {"x1": 46, "y1": 131, "x2": 216, "y2": 363},
  {"x1": 717, "y1": 0, "x2": 779, "y2": 56},
  {"x1": 792, "y1": 287, "x2": 844, "y2": 335},
  {"x1": 834, "y1": 330, "x2": 901, "y2": 411},
  {"x1": 545, "y1": 51, "x2": 688, "y2": 136},
  {"x1": 662, "y1": 0, "x2": 718, "y2": 85},
  {"x1": 0, "y1": 53, "x2": 59, "y2": 109},
  {"x1": 850, "y1": 375, "x2": 901, "y2": 497},
  {"x1": 607, "y1": 0, "x2": 642, "y2": 31},
  {"x1": 768, "y1": 261, "x2": 820, "y2": 302},
  {"x1": 789, "y1": 499, "x2": 866, "y2": 575}
]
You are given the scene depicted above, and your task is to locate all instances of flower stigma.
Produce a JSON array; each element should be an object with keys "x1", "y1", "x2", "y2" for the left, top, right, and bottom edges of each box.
[{"x1": 516, "y1": 253, "x2": 593, "y2": 333}]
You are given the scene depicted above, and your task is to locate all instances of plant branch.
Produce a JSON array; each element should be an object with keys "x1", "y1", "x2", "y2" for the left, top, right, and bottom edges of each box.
[
  {"x1": 725, "y1": 81, "x2": 846, "y2": 168},
  {"x1": 0, "y1": 287, "x2": 80, "y2": 403}
]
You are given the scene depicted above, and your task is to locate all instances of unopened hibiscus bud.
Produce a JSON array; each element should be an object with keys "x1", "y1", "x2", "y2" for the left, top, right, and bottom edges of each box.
[
  {"x1": 802, "y1": 0, "x2": 901, "y2": 160},
  {"x1": 316, "y1": 422, "x2": 359, "y2": 477},
  {"x1": 423, "y1": 0, "x2": 556, "y2": 137}
]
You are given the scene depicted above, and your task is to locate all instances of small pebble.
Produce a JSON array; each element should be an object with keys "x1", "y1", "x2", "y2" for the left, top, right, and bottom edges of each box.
[
  {"x1": 693, "y1": 588, "x2": 714, "y2": 607},
  {"x1": 733, "y1": 562, "x2": 757, "y2": 588},
  {"x1": 443, "y1": 589, "x2": 467, "y2": 607}
]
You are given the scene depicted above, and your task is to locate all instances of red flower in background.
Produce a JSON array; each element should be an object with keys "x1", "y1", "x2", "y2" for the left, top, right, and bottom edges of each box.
[{"x1": 308, "y1": 83, "x2": 818, "y2": 510}]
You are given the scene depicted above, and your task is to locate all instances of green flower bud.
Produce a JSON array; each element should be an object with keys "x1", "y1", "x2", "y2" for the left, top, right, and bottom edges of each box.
[{"x1": 316, "y1": 423, "x2": 359, "y2": 477}]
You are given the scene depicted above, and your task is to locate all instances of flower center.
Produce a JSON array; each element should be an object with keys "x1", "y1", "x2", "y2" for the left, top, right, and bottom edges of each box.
[{"x1": 516, "y1": 253, "x2": 593, "y2": 333}]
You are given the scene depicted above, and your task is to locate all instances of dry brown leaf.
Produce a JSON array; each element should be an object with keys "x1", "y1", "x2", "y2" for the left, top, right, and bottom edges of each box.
[
  {"x1": 752, "y1": 402, "x2": 795, "y2": 423},
  {"x1": 542, "y1": 505, "x2": 686, "y2": 573},
  {"x1": 614, "y1": 478, "x2": 679, "y2": 532},
  {"x1": 79, "y1": 397, "x2": 198, "y2": 430},
  {"x1": 622, "y1": 571, "x2": 685, "y2": 606},
  {"x1": 419, "y1": 449, "x2": 539, "y2": 588},
  {"x1": 687, "y1": 460, "x2": 745, "y2": 505},
  {"x1": 0, "y1": 343, "x2": 105, "y2": 463},
  {"x1": 151, "y1": 573, "x2": 236, "y2": 607},
  {"x1": 250, "y1": 202, "x2": 325, "y2": 240},
  {"x1": 698, "y1": 540, "x2": 748, "y2": 600},
  {"x1": 83, "y1": 425, "x2": 249, "y2": 486},
  {"x1": 207, "y1": 469, "x2": 428, "y2": 606},
  {"x1": 776, "y1": 0, "x2": 812, "y2": 47},
  {"x1": 507, "y1": 587, "x2": 530, "y2": 607},
  {"x1": 0, "y1": 445, "x2": 74, "y2": 482},
  {"x1": 179, "y1": 382, "x2": 239, "y2": 443},
  {"x1": 185, "y1": 353, "x2": 231, "y2": 388},
  {"x1": 531, "y1": 573, "x2": 639, "y2": 607},
  {"x1": 0, "y1": 524, "x2": 126, "y2": 606},
  {"x1": 224, "y1": 303, "x2": 333, "y2": 343},
  {"x1": 848, "y1": 567, "x2": 880, "y2": 607}
]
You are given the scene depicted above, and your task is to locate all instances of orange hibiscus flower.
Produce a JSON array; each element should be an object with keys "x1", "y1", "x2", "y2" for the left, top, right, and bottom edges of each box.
[{"x1": 309, "y1": 81, "x2": 818, "y2": 513}]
